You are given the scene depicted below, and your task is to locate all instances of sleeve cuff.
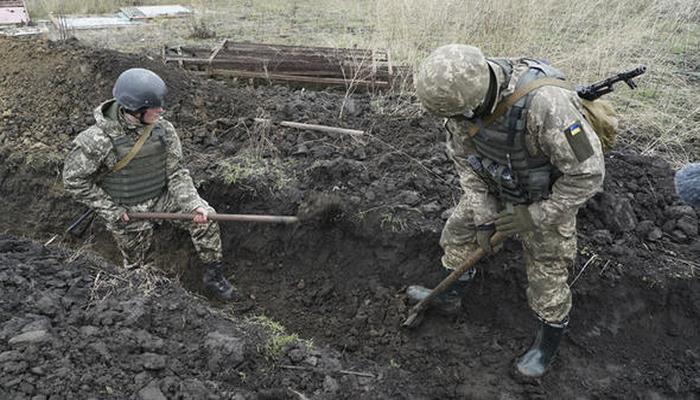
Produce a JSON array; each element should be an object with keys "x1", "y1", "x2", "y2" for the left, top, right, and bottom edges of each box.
[{"x1": 528, "y1": 202, "x2": 547, "y2": 229}]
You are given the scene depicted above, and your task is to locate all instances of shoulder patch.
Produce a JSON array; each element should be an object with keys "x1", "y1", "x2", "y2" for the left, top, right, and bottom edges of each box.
[{"x1": 563, "y1": 120, "x2": 594, "y2": 163}]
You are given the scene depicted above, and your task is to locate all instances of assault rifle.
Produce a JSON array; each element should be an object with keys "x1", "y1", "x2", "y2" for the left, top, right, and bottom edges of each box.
[{"x1": 576, "y1": 65, "x2": 647, "y2": 101}]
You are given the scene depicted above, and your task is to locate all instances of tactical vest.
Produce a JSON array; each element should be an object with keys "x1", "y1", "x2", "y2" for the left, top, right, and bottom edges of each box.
[
  {"x1": 101, "y1": 125, "x2": 168, "y2": 205},
  {"x1": 468, "y1": 58, "x2": 564, "y2": 204}
]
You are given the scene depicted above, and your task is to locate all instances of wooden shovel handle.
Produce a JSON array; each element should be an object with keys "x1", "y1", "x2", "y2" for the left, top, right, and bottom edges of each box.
[
  {"x1": 127, "y1": 211, "x2": 299, "y2": 224},
  {"x1": 403, "y1": 231, "x2": 509, "y2": 328}
]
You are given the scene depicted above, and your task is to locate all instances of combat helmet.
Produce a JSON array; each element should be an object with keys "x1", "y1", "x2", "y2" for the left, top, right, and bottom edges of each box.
[
  {"x1": 112, "y1": 68, "x2": 167, "y2": 111},
  {"x1": 675, "y1": 162, "x2": 700, "y2": 207},
  {"x1": 415, "y1": 44, "x2": 490, "y2": 117}
]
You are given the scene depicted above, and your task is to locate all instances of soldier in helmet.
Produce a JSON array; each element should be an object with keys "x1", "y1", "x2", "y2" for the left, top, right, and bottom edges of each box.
[
  {"x1": 408, "y1": 45, "x2": 605, "y2": 377},
  {"x1": 63, "y1": 68, "x2": 237, "y2": 301}
]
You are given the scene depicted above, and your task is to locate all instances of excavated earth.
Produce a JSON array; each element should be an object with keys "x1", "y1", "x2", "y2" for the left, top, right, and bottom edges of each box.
[{"x1": 1, "y1": 37, "x2": 699, "y2": 400}]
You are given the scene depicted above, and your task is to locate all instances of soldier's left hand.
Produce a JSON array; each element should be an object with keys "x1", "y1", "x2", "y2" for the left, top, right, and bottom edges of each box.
[
  {"x1": 193, "y1": 207, "x2": 209, "y2": 224},
  {"x1": 494, "y1": 205, "x2": 536, "y2": 235}
]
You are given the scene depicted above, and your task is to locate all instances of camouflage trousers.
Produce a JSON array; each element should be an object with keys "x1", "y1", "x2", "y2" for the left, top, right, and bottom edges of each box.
[
  {"x1": 105, "y1": 192, "x2": 222, "y2": 268},
  {"x1": 440, "y1": 196, "x2": 575, "y2": 323}
]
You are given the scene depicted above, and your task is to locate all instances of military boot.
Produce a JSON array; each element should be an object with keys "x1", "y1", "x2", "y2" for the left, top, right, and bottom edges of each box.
[
  {"x1": 515, "y1": 316, "x2": 568, "y2": 378},
  {"x1": 406, "y1": 268, "x2": 476, "y2": 315},
  {"x1": 202, "y1": 261, "x2": 239, "y2": 301}
]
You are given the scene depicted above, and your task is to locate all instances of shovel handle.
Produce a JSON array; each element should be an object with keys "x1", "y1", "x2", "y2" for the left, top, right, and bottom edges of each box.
[
  {"x1": 127, "y1": 212, "x2": 299, "y2": 224},
  {"x1": 403, "y1": 231, "x2": 509, "y2": 328}
]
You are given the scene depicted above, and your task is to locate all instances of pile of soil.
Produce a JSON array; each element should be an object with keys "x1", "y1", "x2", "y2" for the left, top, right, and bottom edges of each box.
[
  {"x1": 1, "y1": 37, "x2": 699, "y2": 399},
  {"x1": 0, "y1": 234, "x2": 364, "y2": 400}
]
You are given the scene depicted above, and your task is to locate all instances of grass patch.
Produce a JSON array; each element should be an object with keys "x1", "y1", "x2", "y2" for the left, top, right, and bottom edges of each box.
[
  {"x1": 247, "y1": 314, "x2": 312, "y2": 361},
  {"x1": 215, "y1": 150, "x2": 293, "y2": 193}
]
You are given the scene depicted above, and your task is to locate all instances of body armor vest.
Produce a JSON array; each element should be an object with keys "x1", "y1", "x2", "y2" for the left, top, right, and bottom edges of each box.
[
  {"x1": 469, "y1": 58, "x2": 565, "y2": 204},
  {"x1": 101, "y1": 125, "x2": 168, "y2": 205}
]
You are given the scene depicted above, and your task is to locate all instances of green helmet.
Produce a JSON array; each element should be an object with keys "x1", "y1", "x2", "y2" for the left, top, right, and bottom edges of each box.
[{"x1": 415, "y1": 44, "x2": 490, "y2": 117}]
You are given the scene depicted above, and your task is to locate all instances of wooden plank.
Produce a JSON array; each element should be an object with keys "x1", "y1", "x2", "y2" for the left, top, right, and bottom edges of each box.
[
  {"x1": 162, "y1": 42, "x2": 396, "y2": 90},
  {"x1": 165, "y1": 53, "x2": 392, "y2": 69},
  {"x1": 215, "y1": 44, "x2": 387, "y2": 62},
  {"x1": 163, "y1": 56, "x2": 392, "y2": 76},
  {"x1": 214, "y1": 51, "x2": 383, "y2": 67},
  {"x1": 167, "y1": 59, "x2": 393, "y2": 81},
  {"x1": 0, "y1": 1, "x2": 23, "y2": 7},
  {"x1": 208, "y1": 38, "x2": 228, "y2": 62},
  {"x1": 199, "y1": 68, "x2": 390, "y2": 88},
  {"x1": 219, "y1": 41, "x2": 385, "y2": 56},
  {"x1": 253, "y1": 118, "x2": 364, "y2": 136}
]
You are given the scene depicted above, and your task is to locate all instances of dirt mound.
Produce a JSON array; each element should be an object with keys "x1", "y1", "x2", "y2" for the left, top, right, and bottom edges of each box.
[
  {"x1": 1, "y1": 37, "x2": 699, "y2": 399},
  {"x1": 0, "y1": 233, "x2": 377, "y2": 400}
]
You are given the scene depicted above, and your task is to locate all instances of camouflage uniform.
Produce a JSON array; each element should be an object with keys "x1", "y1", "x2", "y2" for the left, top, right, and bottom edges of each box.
[
  {"x1": 428, "y1": 51, "x2": 605, "y2": 323},
  {"x1": 63, "y1": 99, "x2": 222, "y2": 268}
]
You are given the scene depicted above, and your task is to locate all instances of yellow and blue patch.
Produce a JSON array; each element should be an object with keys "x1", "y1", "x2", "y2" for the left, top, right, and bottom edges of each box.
[
  {"x1": 563, "y1": 120, "x2": 594, "y2": 162},
  {"x1": 566, "y1": 121, "x2": 583, "y2": 136}
]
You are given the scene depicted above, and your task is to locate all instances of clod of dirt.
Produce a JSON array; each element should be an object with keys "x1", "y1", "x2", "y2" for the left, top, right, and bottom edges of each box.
[{"x1": 296, "y1": 193, "x2": 345, "y2": 227}]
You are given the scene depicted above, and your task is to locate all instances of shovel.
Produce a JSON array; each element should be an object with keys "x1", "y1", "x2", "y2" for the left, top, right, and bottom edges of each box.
[
  {"x1": 402, "y1": 231, "x2": 508, "y2": 328},
  {"x1": 126, "y1": 194, "x2": 342, "y2": 225},
  {"x1": 127, "y1": 211, "x2": 299, "y2": 224}
]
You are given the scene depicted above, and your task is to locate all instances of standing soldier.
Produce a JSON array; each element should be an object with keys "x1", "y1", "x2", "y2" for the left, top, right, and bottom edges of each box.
[
  {"x1": 63, "y1": 68, "x2": 237, "y2": 301},
  {"x1": 408, "y1": 45, "x2": 605, "y2": 377}
]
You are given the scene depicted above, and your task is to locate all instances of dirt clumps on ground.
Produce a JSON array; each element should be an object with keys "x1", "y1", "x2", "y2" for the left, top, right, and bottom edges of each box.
[
  {"x1": 1, "y1": 37, "x2": 699, "y2": 399},
  {"x1": 0, "y1": 234, "x2": 371, "y2": 400}
]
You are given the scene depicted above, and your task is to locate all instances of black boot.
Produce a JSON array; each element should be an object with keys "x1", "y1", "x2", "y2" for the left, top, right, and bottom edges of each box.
[
  {"x1": 406, "y1": 268, "x2": 476, "y2": 314},
  {"x1": 202, "y1": 261, "x2": 239, "y2": 301},
  {"x1": 515, "y1": 317, "x2": 568, "y2": 378}
]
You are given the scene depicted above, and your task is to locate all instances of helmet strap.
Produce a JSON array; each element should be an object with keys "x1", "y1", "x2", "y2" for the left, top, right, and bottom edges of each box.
[
  {"x1": 470, "y1": 65, "x2": 498, "y2": 119},
  {"x1": 123, "y1": 108, "x2": 149, "y2": 125}
]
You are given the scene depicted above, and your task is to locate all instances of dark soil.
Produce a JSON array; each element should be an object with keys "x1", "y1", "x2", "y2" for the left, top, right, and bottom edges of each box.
[{"x1": 1, "y1": 37, "x2": 699, "y2": 400}]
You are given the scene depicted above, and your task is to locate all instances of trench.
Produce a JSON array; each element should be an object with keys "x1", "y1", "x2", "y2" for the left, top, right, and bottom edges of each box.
[{"x1": 1, "y1": 152, "x2": 699, "y2": 399}]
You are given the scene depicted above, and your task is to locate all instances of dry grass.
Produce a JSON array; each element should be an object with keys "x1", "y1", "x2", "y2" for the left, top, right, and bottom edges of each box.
[
  {"x1": 29, "y1": 0, "x2": 700, "y2": 163},
  {"x1": 369, "y1": 0, "x2": 700, "y2": 164}
]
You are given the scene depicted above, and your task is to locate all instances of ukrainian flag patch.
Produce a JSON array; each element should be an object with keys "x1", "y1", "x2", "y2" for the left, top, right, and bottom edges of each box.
[
  {"x1": 567, "y1": 122, "x2": 583, "y2": 136},
  {"x1": 564, "y1": 120, "x2": 594, "y2": 162}
]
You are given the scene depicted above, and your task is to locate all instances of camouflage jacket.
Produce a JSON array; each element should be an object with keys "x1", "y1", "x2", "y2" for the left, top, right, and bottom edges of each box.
[
  {"x1": 445, "y1": 58, "x2": 605, "y2": 235},
  {"x1": 62, "y1": 99, "x2": 206, "y2": 223}
]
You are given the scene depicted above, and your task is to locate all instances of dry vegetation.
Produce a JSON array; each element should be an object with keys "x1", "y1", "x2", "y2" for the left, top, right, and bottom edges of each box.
[{"x1": 26, "y1": 0, "x2": 700, "y2": 164}]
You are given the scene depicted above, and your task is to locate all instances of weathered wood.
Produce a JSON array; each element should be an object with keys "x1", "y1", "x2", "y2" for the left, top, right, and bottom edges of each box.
[
  {"x1": 0, "y1": 0, "x2": 24, "y2": 7},
  {"x1": 253, "y1": 118, "x2": 364, "y2": 136},
  {"x1": 162, "y1": 40, "x2": 395, "y2": 90},
  {"x1": 198, "y1": 68, "x2": 390, "y2": 88}
]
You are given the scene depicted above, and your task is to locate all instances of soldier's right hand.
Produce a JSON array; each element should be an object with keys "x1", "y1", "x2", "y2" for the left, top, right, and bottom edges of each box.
[{"x1": 121, "y1": 212, "x2": 130, "y2": 223}]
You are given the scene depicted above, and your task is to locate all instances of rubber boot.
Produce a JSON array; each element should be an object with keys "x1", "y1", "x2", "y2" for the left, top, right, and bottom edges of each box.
[
  {"x1": 515, "y1": 317, "x2": 568, "y2": 378},
  {"x1": 202, "y1": 261, "x2": 239, "y2": 301},
  {"x1": 406, "y1": 268, "x2": 476, "y2": 315}
]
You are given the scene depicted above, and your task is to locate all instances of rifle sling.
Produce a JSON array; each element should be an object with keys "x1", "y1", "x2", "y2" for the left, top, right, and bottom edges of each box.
[
  {"x1": 467, "y1": 78, "x2": 572, "y2": 137},
  {"x1": 111, "y1": 124, "x2": 156, "y2": 173}
]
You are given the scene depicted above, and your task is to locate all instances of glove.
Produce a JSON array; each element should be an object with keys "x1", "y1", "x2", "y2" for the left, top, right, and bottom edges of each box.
[
  {"x1": 494, "y1": 205, "x2": 536, "y2": 235},
  {"x1": 476, "y1": 224, "x2": 495, "y2": 254}
]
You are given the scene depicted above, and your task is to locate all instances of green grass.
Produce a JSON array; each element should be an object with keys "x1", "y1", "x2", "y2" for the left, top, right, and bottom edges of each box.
[
  {"x1": 215, "y1": 151, "x2": 293, "y2": 193},
  {"x1": 247, "y1": 314, "x2": 312, "y2": 360}
]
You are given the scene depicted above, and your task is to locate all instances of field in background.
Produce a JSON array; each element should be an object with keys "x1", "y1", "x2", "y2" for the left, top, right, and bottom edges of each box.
[{"x1": 26, "y1": 0, "x2": 700, "y2": 164}]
